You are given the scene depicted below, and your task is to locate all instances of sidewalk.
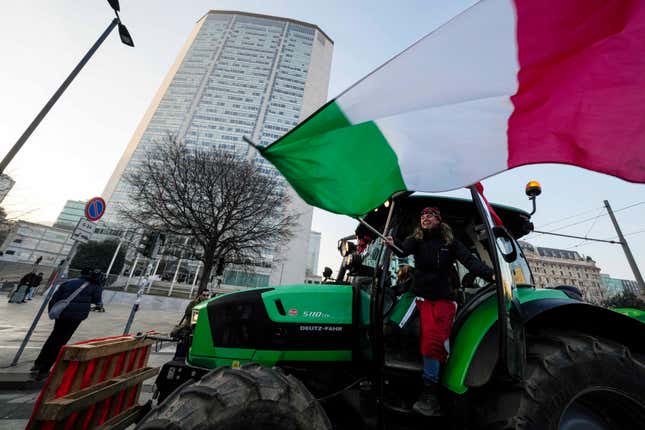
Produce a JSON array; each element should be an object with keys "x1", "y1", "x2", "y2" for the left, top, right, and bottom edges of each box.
[{"x1": 0, "y1": 290, "x2": 184, "y2": 426}]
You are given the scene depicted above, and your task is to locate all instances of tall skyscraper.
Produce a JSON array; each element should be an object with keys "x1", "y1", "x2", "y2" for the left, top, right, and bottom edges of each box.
[{"x1": 102, "y1": 11, "x2": 333, "y2": 287}]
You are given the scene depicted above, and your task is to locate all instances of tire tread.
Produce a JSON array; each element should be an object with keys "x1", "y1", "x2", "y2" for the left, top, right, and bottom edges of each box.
[
  {"x1": 136, "y1": 364, "x2": 332, "y2": 430},
  {"x1": 477, "y1": 330, "x2": 645, "y2": 430}
]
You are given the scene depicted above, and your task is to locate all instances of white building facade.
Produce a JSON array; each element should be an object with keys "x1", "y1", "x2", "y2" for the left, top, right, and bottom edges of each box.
[
  {"x1": 0, "y1": 221, "x2": 73, "y2": 267},
  {"x1": 102, "y1": 11, "x2": 333, "y2": 288}
]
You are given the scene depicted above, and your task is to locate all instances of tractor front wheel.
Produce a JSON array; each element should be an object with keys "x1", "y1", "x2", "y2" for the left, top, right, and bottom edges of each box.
[
  {"x1": 136, "y1": 363, "x2": 332, "y2": 430},
  {"x1": 479, "y1": 331, "x2": 645, "y2": 429}
]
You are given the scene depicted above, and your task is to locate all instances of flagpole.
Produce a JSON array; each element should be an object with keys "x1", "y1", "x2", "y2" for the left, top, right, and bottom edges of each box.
[
  {"x1": 357, "y1": 218, "x2": 403, "y2": 254},
  {"x1": 382, "y1": 199, "x2": 395, "y2": 235},
  {"x1": 242, "y1": 136, "x2": 262, "y2": 150}
]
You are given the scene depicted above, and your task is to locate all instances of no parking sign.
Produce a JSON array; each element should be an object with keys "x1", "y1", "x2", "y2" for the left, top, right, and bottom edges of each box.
[{"x1": 85, "y1": 197, "x2": 106, "y2": 222}]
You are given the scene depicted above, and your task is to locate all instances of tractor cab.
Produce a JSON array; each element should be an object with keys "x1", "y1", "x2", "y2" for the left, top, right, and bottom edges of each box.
[{"x1": 334, "y1": 192, "x2": 536, "y2": 409}]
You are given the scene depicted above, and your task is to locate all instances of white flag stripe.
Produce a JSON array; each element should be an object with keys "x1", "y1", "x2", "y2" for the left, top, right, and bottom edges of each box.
[
  {"x1": 338, "y1": 0, "x2": 520, "y2": 125},
  {"x1": 377, "y1": 95, "x2": 511, "y2": 191}
]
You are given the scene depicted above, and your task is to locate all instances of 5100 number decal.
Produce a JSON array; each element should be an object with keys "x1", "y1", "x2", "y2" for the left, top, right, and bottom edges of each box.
[{"x1": 302, "y1": 311, "x2": 331, "y2": 318}]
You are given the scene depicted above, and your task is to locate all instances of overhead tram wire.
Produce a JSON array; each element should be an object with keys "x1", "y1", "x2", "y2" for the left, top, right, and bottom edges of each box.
[
  {"x1": 625, "y1": 228, "x2": 645, "y2": 237},
  {"x1": 565, "y1": 227, "x2": 645, "y2": 250},
  {"x1": 583, "y1": 208, "x2": 604, "y2": 237},
  {"x1": 530, "y1": 200, "x2": 645, "y2": 238},
  {"x1": 569, "y1": 207, "x2": 605, "y2": 248},
  {"x1": 603, "y1": 228, "x2": 645, "y2": 241},
  {"x1": 530, "y1": 213, "x2": 609, "y2": 237},
  {"x1": 538, "y1": 205, "x2": 604, "y2": 229},
  {"x1": 529, "y1": 207, "x2": 642, "y2": 248},
  {"x1": 614, "y1": 200, "x2": 645, "y2": 213}
]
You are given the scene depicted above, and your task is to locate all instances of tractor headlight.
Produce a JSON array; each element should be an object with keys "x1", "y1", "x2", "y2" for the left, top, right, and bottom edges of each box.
[{"x1": 191, "y1": 308, "x2": 200, "y2": 326}]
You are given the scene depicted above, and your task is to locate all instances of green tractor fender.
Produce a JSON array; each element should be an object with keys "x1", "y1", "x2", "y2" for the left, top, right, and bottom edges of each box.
[
  {"x1": 442, "y1": 288, "x2": 645, "y2": 394},
  {"x1": 520, "y1": 298, "x2": 645, "y2": 352}
]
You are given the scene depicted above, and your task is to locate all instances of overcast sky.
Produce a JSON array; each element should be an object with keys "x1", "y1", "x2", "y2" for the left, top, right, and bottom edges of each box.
[{"x1": 1, "y1": 0, "x2": 643, "y2": 281}]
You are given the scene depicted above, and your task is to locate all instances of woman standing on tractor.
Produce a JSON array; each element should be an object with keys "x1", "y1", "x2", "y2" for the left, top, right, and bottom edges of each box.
[{"x1": 385, "y1": 206, "x2": 494, "y2": 416}]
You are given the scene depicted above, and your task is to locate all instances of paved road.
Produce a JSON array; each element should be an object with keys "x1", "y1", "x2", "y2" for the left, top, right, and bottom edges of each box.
[{"x1": 0, "y1": 290, "x2": 185, "y2": 427}]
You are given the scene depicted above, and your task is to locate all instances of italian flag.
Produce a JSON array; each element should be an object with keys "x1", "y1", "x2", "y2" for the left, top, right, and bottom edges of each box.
[{"x1": 260, "y1": 0, "x2": 645, "y2": 217}]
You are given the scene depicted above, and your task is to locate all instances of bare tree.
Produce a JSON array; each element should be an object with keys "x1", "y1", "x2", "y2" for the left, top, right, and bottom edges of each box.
[{"x1": 120, "y1": 137, "x2": 298, "y2": 292}]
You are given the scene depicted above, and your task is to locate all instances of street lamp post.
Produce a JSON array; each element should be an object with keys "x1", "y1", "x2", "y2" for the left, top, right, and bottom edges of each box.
[{"x1": 0, "y1": 1, "x2": 134, "y2": 175}]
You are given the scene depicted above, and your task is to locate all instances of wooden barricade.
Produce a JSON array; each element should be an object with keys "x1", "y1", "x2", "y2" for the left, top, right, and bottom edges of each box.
[{"x1": 27, "y1": 334, "x2": 159, "y2": 430}]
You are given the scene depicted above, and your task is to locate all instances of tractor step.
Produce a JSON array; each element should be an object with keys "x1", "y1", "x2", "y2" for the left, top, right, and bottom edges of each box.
[{"x1": 384, "y1": 357, "x2": 423, "y2": 373}]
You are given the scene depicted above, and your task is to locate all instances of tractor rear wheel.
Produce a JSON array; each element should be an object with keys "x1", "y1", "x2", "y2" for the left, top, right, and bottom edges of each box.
[
  {"x1": 479, "y1": 331, "x2": 645, "y2": 429},
  {"x1": 136, "y1": 363, "x2": 332, "y2": 430}
]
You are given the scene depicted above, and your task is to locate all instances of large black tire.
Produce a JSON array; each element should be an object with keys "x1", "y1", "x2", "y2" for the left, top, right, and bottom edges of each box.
[
  {"x1": 136, "y1": 363, "x2": 332, "y2": 430},
  {"x1": 479, "y1": 331, "x2": 645, "y2": 430}
]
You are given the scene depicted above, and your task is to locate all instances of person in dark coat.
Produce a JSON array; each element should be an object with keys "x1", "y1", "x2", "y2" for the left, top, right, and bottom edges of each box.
[
  {"x1": 385, "y1": 207, "x2": 494, "y2": 416},
  {"x1": 26, "y1": 272, "x2": 43, "y2": 301},
  {"x1": 31, "y1": 269, "x2": 103, "y2": 378},
  {"x1": 171, "y1": 290, "x2": 210, "y2": 360},
  {"x1": 13, "y1": 272, "x2": 36, "y2": 303}
]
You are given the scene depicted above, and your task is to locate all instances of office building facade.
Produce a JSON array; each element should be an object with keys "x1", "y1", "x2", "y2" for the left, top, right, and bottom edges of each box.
[
  {"x1": 102, "y1": 11, "x2": 333, "y2": 287},
  {"x1": 600, "y1": 273, "x2": 640, "y2": 297},
  {"x1": 519, "y1": 241, "x2": 604, "y2": 303},
  {"x1": 0, "y1": 221, "x2": 73, "y2": 267},
  {"x1": 54, "y1": 200, "x2": 87, "y2": 231}
]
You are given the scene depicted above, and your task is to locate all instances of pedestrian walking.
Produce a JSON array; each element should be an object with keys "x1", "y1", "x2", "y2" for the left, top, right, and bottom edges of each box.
[
  {"x1": 92, "y1": 276, "x2": 106, "y2": 312},
  {"x1": 25, "y1": 272, "x2": 43, "y2": 300},
  {"x1": 30, "y1": 269, "x2": 103, "y2": 379},
  {"x1": 8, "y1": 272, "x2": 35, "y2": 303}
]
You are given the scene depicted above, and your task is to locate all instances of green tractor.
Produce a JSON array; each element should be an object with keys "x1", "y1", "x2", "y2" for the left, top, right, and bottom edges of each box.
[{"x1": 137, "y1": 187, "x2": 645, "y2": 430}]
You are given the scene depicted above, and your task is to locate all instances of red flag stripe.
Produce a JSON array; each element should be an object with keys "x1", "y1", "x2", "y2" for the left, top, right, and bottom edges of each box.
[
  {"x1": 508, "y1": 0, "x2": 645, "y2": 182},
  {"x1": 475, "y1": 182, "x2": 504, "y2": 226}
]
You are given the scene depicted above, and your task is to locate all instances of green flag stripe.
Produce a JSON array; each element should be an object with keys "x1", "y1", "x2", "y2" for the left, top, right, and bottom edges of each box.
[
  {"x1": 262, "y1": 102, "x2": 406, "y2": 216},
  {"x1": 276, "y1": 99, "x2": 351, "y2": 146}
]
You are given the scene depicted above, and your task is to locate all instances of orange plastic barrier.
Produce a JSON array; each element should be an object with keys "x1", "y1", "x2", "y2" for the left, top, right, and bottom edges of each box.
[{"x1": 27, "y1": 334, "x2": 158, "y2": 430}]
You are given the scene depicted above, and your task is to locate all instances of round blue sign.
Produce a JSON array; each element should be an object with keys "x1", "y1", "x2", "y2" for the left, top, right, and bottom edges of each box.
[{"x1": 85, "y1": 197, "x2": 106, "y2": 222}]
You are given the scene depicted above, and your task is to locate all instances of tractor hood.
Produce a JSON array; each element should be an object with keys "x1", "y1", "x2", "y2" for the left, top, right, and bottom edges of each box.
[{"x1": 189, "y1": 285, "x2": 356, "y2": 367}]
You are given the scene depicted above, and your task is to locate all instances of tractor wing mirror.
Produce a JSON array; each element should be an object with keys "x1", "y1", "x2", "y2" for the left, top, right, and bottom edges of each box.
[{"x1": 493, "y1": 226, "x2": 517, "y2": 263}]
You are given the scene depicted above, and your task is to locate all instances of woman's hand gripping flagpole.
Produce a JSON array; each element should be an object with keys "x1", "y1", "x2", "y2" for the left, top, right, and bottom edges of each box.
[{"x1": 357, "y1": 217, "x2": 403, "y2": 254}]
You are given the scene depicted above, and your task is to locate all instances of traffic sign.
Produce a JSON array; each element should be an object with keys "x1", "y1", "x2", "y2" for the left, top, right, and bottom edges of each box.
[
  {"x1": 75, "y1": 218, "x2": 95, "y2": 234},
  {"x1": 72, "y1": 218, "x2": 96, "y2": 243},
  {"x1": 85, "y1": 197, "x2": 106, "y2": 222}
]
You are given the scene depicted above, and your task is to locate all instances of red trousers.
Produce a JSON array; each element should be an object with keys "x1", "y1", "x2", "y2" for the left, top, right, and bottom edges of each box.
[{"x1": 416, "y1": 299, "x2": 457, "y2": 362}]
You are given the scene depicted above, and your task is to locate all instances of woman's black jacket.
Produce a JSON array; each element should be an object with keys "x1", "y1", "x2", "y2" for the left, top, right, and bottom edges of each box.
[{"x1": 393, "y1": 228, "x2": 494, "y2": 300}]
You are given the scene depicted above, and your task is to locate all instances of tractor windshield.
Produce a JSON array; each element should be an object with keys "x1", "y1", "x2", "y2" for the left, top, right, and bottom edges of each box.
[{"x1": 347, "y1": 193, "x2": 534, "y2": 293}]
